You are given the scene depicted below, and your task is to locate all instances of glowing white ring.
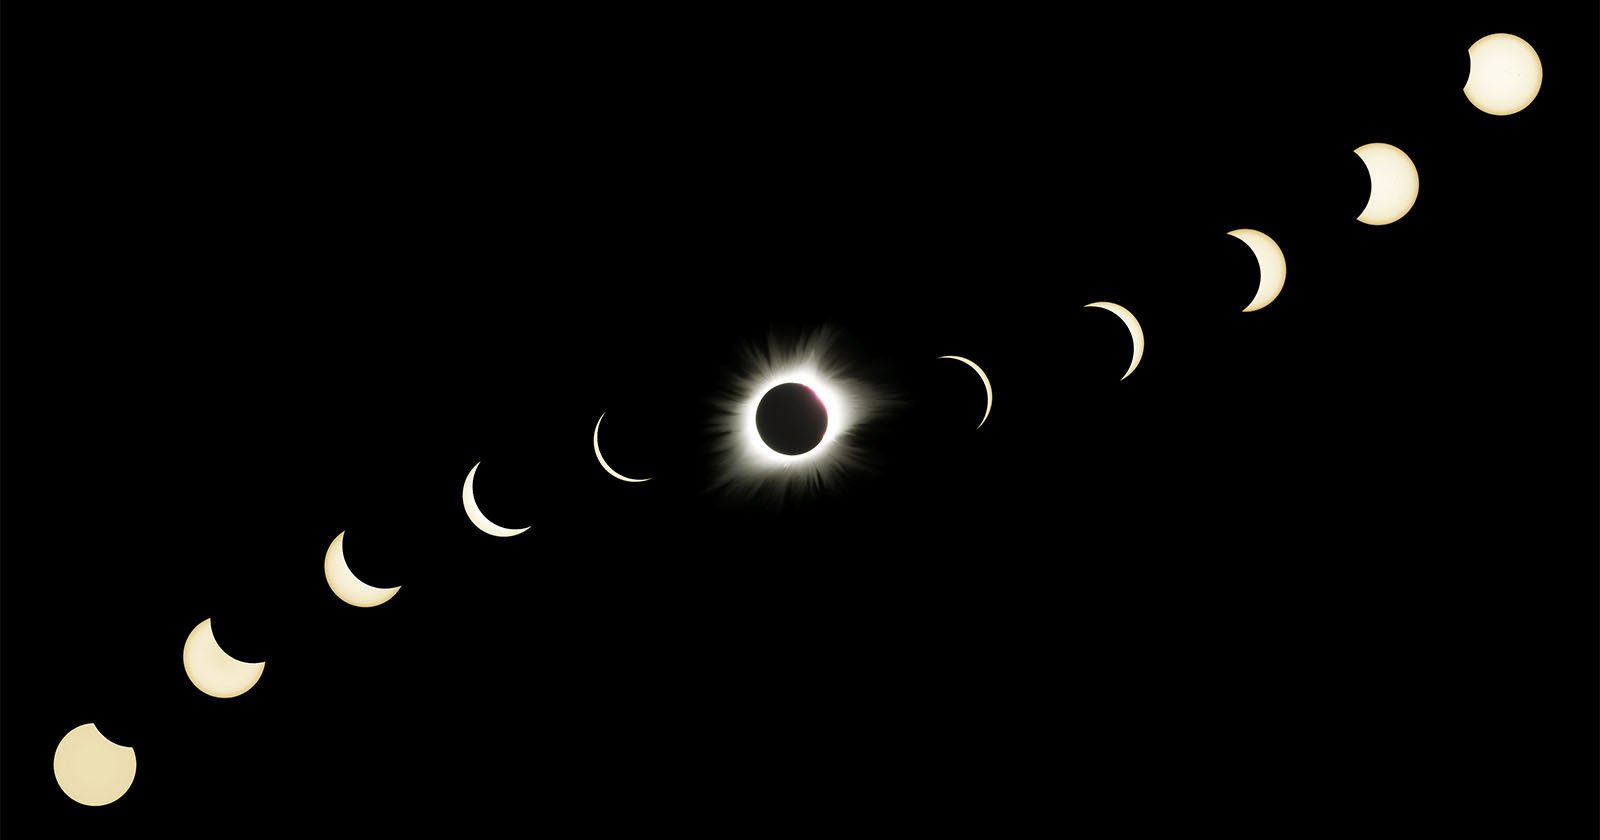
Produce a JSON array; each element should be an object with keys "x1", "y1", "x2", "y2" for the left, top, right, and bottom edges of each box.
[{"x1": 711, "y1": 329, "x2": 886, "y2": 503}]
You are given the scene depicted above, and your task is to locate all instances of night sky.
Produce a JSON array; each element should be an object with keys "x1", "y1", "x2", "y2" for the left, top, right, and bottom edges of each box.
[{"x1": 5, "y1": 6, "x2": 1597, "y2": 834}]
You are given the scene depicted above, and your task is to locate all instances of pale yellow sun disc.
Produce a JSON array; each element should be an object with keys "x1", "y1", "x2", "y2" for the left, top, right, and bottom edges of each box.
[
  {"x1": 1463, "y1": 33, "x2": 1542, "y2": 116},
  {"x1": 54, "y1": 723, "x2": 137, "y2": 806}
]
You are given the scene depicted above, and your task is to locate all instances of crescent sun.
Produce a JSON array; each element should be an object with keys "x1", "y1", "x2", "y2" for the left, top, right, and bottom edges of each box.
[
  {"x1": 1085, "y1": 301, "x2": 1145, "y2": 380},
  {"x1": 182, "y1": 618, "x2": 266, "y2": 699},
  {"x1": 938, "y1": 355, "x2": 994, "y2": 429},
  {"x1": 462, "y1": 462, "x2": 530, "y2": 537},
  {"x1": 593, "y1": 413, "x2": 652, "y2": 483},
  {"x1": 324, "y1": 531, "x2": 401, "y2": 608},
  {"x1": 1227, "y1": 228, "x2": 1287, "y2": 312},
  {"x1": 1354, "y1": 142, "x2": 1419, "y2": 226}
]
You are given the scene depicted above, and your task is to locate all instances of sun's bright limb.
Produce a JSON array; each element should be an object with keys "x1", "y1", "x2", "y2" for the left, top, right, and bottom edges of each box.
[{"x1": 711, "y1": 328, "x2": 887, "y2": 503}]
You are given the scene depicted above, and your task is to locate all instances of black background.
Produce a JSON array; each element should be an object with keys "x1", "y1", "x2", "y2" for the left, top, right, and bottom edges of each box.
[{"x1": 5, "y1": 5, "x2": 1596, "y2": 834}]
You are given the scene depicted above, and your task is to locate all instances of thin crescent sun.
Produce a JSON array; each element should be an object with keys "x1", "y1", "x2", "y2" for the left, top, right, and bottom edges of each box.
[
  {"x1": 592, "y1": 413, "x2": 652, "y2": 483},
  {"x1": 938, "y1": 355, "x2": 994, "y2": 429},
  {"x1": 462, "y1": 462, "x2": 530, "y2": 537},
  {"x1": 1085, "y1": 301, "x2": 1146, "y2": 380}
]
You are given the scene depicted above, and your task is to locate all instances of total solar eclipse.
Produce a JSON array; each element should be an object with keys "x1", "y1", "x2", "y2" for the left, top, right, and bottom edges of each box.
[
  {"x1": 711, "y1": 327, "x2": 886, "y2": 502},
  {"x1": 755, "y1": 382, "x2": 829, "y2": 455}
]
